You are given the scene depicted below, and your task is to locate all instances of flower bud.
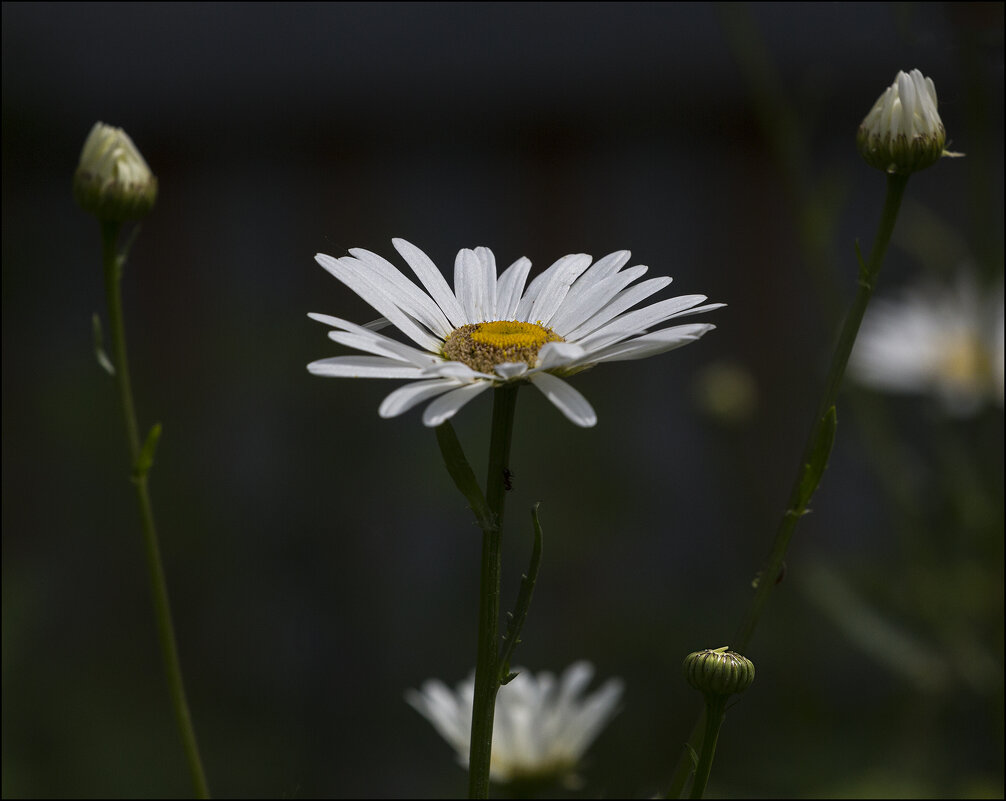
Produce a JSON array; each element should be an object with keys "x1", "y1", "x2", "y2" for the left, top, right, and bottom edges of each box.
[
  {"x1": 683, "y1": 646, "x2": 755, "y2": 697},
  {"x1": 856, "y1": 70, "x2": 947, "y2": 175},
  {"x1": 73, "y1": 122, "x2": 157, "y2": 221}
]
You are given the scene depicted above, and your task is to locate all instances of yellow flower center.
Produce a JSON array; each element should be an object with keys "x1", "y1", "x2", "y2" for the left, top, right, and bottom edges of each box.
[{"x1": 442, "y1": 320, "x2": 563, "y2": 374}]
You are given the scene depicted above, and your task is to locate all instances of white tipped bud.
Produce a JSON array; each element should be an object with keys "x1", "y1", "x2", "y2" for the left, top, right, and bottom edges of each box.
[
  {"x1": 74, "y1": 122, "x2": 157, "y2": 221},
  {"x1": 857, "y1": 70, "x2": 950, "y2": 175}
]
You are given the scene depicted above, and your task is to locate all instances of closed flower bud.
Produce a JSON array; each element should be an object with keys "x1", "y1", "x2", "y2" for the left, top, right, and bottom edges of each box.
[
  {"x1": 683, "y1": 646, "x2": 755, "y2": 697},
  {"x1": 73, "y1": 122, "x2": 157, "y2": 221},
  {"x1": 857, "y1": 70, "x2": 948, "y2": 175}
]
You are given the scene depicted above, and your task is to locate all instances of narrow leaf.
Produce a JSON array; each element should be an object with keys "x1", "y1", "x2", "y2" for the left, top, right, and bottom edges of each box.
[
  {"x1": 434, "y1": 421, "x2": 492, "y2": 530},
  {"x1": 796, "y1": 406, "x2": 837, "y2": 510},
  {"x1": 133, "y1": 422, "x2": 162, "y2": 480},
  {"x1": 498, "y1": 502, "x2": 544, "y2": 681}
]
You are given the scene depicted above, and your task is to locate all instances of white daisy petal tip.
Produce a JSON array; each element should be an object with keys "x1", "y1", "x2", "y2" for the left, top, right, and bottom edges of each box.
[{"x1": 309, "y1": 239, "x2": 722, "y2": 425}]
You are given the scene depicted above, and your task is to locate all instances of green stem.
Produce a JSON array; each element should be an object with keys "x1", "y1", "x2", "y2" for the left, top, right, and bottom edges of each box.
[
  {"x1": 100, "y1": 222, "x2": 211, "y2": 799},
  {"x1": 689, "y1": 697, "x2": 727, "y2": 799},
  {"x1": 102, "y1": 222, "x2": 141, "y2": 456},
  {"x1": 666, "y1": 173, "x2": 909, "y2": 797},
  {"x1": 468, "y1": 384, "x2": 519, "y2": 799},
  {"x1": 733, "y1": 172, "x2": 908, "y2": 651}
]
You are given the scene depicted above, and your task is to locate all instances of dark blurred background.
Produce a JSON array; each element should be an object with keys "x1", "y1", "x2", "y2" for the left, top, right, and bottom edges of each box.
[{"x1": 2, "y1": 2, "x2": 1003, "y2": 798}]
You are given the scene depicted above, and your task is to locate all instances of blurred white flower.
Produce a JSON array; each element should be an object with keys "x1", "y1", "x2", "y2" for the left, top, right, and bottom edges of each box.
[
  {"x1": 308, "y1": 239, "x2": 722, "y2": 427},
  {"x1": 857, "y1": 69, "x2": 948, "y2": 175},
  {"x1": 849, "y1": 277, "x2": 1004, "y2": 415},
  {"x1": 406, "y1": 661, "x2": 623, "y2": 785}
]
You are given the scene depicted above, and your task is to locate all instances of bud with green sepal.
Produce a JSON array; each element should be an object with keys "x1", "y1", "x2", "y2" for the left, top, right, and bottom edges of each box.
[
  {"x1": 681, "y1": 647, "x2": 755, "y2": 798},
  {"x1": 683, "y1": 646, "x2": 755, "y2": 698},
  {"x1": 856, "y1": 69, "x2": 959, "y2": 175},
  {"x1": 74, "y1": 122, "x2": 158, "y2": 222}
]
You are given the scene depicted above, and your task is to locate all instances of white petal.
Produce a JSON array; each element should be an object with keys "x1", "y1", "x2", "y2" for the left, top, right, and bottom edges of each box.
[
  {"x1": 513, "y1": 267, "x2": 553, "y2": 321},
  {"x1": 348, "y1": 247, "x2": 453, "y2": 336},
  {"x1": 316, "y1": 253, "x2": 442, "y2": 352},
  {"x1": 392, "y1": 238, "x2": 467, "y2": 329},
  {"x1": 514, "y1": 253, "x2": 589, "y2": 322},
  {"x1": 494, "y1": 257, "x2": 531, "y2": 320},
  {"x1": 556, "y1": 661, "x2": 594, "y2": 707},
  {"x1": 572, "y1": 250, "x2": 633, "y2": 286},
  {"x1": 494, "y1": 362, "x2": 529, "y2": 380},
  {"x1": 422, "y1": 382, "x2": 493, "y2": 426},
  {"x1": 564, "y1": 276, "x2": 673, "y2": 340},
  {"x1": 526, "y1": 254, "x2": 593, "y2": 326},
  {"x1": 549, "y1": 265, "x2": 648, "y2": 336},
  {"x1": 581, "y1": 303, "x2": 725, "y2": 352},
  {"x1": 562, "y1": 678, "x2": 624, "y2": 756},
  {"x1": 363, "y1": 317, "x2": 392, "y2": 331},
  {"x1": 405, "y1": 684, "x2": 468, "y2": 752},
  {"x1": 529, "y1": 372, "x2": 597, "y2": 427},
  {"x1": 421, "y1": 362, "x2": 496, "y2": 381},
  {"x1": 307, "y1": 355, "x2": 425, "y2": 378},
  {"x1": 583, "y1": 324, "x2": 716, "y2": 363},
  {"x1": 454, "y1": 249, "x2": 484, "y2": 325},
  {"x1": 536, "y1": 341, "x2": 588, "y2": 370},
  {"x1": 577, "y1": 294, "x2": 710, "y2": 349},
  {"x1": 311, "y1": 312, "x2": 440, "y2": 366},
  {"x1": 308, "y1": 311, "x2": 349, "y2": 328},
  {"x1": 475, "y1": 247, "x2": 498, "y2": 321},
  {"x1": 326, "y1": 330, "x2": 439, "y2": 367},
  {"x1": 379, "y1": 379, "x2": 462, "y2": 417}
]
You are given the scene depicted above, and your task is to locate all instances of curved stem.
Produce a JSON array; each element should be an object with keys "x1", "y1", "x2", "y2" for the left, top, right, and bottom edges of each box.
[
  {"x1": 666, "y1": 173, "x2": 909, "y2": 797},
  {"x1": 101, "y1": 222, "x2": 211, "y2": 799},
  {"x1": 733, "y1": 172, "x2": 908, "y2": 651},
  {"x1": 468, "y1": 384, "x2": 519, "y2": 799}
]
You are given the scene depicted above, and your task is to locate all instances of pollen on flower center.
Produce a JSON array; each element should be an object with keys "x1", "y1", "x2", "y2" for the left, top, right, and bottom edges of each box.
[{"x1": 442, "y1": 320, "x2": 563, "y2": 374}]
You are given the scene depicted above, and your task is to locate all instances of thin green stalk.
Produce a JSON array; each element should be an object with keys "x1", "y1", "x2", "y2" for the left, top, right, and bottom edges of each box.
[
  {"x1": 468, "y1": 384, "x2": 519, "y2": 799},
  {"x1": 100, "y1": 222, "x2": 211, "y2": 799},
  {"x1": 666, "y1": 172, "x2": 909, "y2": 797},
  {"x1": 689, "y1": 697, "x2": 727, "y2": 800}
]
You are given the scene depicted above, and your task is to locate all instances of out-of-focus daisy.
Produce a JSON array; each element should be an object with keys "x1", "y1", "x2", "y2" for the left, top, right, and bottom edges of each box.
[
  {"x1": 849, "y1": 277, "x2": 1004, "y2": 415},
  {"x1": 308, "y1": 239, "x2": 723, "y2": 427},
  {"x1": 406, "y1": 661, "x2": 623, "y2": 785}
]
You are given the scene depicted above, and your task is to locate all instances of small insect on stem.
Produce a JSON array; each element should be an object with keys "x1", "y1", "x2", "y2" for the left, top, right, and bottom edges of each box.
[{"x1": 503, "y1": 468, "x2": 514, "y2": 491}]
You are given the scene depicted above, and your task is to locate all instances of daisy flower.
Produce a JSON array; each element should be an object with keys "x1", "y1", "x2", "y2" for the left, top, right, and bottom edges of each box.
[
  {"x1": 307, "y1": 239, "x2": 723, "y2": 427},
  {"x1": 849, "y1": 276, "x2": 1004, "y2": 416},
  {"x1": 406, "y1": 661, "x2": 623, "y2": 785}
]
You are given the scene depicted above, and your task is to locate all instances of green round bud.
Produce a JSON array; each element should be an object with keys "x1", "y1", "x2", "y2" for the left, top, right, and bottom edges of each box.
[
  {"x1": 73, "y1": 122, "x2": 157, "y2": 222},
  {"x1": 683, "y1": 646, "x2": 755, "y2": 697}
]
